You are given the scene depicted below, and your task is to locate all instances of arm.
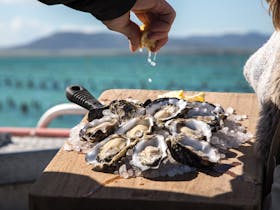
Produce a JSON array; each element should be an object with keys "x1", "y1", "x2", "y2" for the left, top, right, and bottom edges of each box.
[
  {"x1": 38, "y1": 0, "x2": 136, "y2": 21},
  {"x1": 39, "y1": 0, "x2": 175, "y2": 52}
]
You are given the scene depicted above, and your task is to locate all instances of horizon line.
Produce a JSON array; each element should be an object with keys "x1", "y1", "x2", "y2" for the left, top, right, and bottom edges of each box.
[{"x1": 0, "y1": 30, "x2": 271, "y2": 49}]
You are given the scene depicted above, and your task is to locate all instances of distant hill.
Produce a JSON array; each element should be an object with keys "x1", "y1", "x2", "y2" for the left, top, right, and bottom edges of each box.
[
  {"x1": 15, "y1": 32, "x2": 128, "y2": 50},
  {"x1": 168, "y1": 32, "x2": 269, "y2": 51},
  {"x1": 4, "y1": 31, "x2": 270, "y2": 54}
]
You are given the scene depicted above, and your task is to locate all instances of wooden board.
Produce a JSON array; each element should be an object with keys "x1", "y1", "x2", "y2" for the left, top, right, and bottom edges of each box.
[{"x1": 29, "y1": 90, "x2": 262, "y2": 210}]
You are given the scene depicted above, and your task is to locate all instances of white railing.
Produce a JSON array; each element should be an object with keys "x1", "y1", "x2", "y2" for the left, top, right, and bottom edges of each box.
[{"x1": 36, "y1": 103, "x2": 87, "y2": 128}]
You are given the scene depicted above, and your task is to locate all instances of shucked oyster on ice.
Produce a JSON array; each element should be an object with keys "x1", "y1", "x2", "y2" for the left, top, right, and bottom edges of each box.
[
  {"x1": 109, "y1": 100, "x2": 145, "y2": 122},
  {"x1": 79, "y1": 116, "x2": 119, "y2": 143},
  {"x1": 184, "y1": 102, "x2": 226, "y2": 130},
  {"x1": 116, "y1": 116, "x2": 154, "y2": 139},
  {"x1": 86, "y1": 134, "x2": 137, "y2": 171},
  {"x1": 165, "y1": 118, "x2": 212, "y2": 141},
  {"x1": 130, "y1": 134, "x2": 168, "y2": 171},
  {"x1": 145, "y1": 98, "x2": 188, "y2": 124},
  {"x1": 186, "y1": 101, "x2": 225, "y2": 118},
  {"x1": 167, "y1": 134, "x2": 222, "y2": 168}
]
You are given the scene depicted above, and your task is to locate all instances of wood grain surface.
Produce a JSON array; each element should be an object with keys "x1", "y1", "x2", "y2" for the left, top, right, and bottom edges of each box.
[{"x1": 29, "y1": 90, "x2": 262, "y2": 210}]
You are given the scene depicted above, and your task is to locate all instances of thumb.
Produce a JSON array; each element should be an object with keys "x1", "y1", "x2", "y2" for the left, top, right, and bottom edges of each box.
[
  {"x1": 120, "y1": 20, "x2": 141, "y2": 52},
  {"x1": 103, "y1": 13, "x2": 141, "y2": 52}
]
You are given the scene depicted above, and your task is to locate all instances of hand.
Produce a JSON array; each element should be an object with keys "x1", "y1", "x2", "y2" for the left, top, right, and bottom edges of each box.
[{"x1": 103, "y1": 0, "x2": 176, "y2": 52}]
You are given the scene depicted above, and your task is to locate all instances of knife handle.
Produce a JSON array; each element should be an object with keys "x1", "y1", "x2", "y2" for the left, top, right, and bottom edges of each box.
[{"x1": 65, "y1": 85, "x2": 104, "y2": 110}]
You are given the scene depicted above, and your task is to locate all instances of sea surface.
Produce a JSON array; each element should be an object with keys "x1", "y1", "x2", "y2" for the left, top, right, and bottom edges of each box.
[{"x1": 0, "y1": 52, "x2": 254, "y2": 128}]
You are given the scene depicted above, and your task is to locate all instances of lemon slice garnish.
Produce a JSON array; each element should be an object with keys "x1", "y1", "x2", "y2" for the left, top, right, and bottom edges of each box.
[{"x1": 158, "y1": 90, "x2": 205, "y2": 102}]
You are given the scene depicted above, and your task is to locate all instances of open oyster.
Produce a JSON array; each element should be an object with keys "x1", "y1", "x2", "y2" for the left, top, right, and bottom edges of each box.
[
  {"x1": 116, "y1": 116, "x2": 154, "y2": 139},
  {"x1": 185, "y1": 102, "x2": 225, "y2": 130},
  {"x1": 145, "y1": 98, "x2": 188, "y2": 124},
  {"x1": 86, "y1": 134, "x2": 136, "y2": 171},
  {"x1": 79, "y1": 116, "x2": 119, "y2": 143},
  {"x1": 130, "y1": 134, "x2": 168, "y2": 171},
  {"x1": 109, "y1": 100, "x2": 145, "y2": 122},
  {"x1": 167, "y1": 135, "x2": 221, "y2": 168},
  {"x1": 165, "y1": 118, "x2": 212, "y2": 141}
]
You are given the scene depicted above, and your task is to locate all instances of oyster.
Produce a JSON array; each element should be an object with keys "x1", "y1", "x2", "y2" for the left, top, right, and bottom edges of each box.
[
  {"x1": 187, "y1": 102, "x2": 225, "y2": 117},
  {"x1": 116, "y1": 116, "x2": 154, "y2": 139},
  {"x1": 165, "y1": 118, "x2": 212, "y2": 141},
  {"x1": 167, "y1": 135, "x2": 221, "y2": 168},
  {"x1": 86, "y1": 134, "x2": 135, "y2": 171},
  {"x1": 109, "y1": 100, "x2": 145, "y2": 122},
  {"x1": 79, "y1": 116, "x2": 119, "y2": 143},
  {"x1": 130, "y1": 135, "x2": 168, "y2": 171},
  {"x1": 145, "y1": 98, "x2": 188, "y2": 123},
  {"x1": 185, "y1": 102, "x2": 225, "y2": 130}
]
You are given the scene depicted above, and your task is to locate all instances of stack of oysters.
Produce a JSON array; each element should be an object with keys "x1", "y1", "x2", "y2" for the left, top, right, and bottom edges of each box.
[{"x1": 76, "y1": 97, "x2": 232, "y2": 177}]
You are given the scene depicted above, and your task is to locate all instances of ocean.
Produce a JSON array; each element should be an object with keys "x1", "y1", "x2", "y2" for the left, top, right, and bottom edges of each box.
[{"x1": 0, "y1": 52, "x2": 253, "y2": 128}]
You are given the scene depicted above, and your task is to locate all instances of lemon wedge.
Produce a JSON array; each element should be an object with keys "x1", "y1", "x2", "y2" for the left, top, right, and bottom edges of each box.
[
  {"x1": 140, "y1": 24, "x2": 156, "y2": 51},
  {"x1": 184, "y1": 92, "x2": 205, "y2": 102},
  {"x1": 158, "y1": 90, "x2": 205, "y2": 102},
  {"x1": 139, "y1": 24, "x2": 157, "y2": 66}
]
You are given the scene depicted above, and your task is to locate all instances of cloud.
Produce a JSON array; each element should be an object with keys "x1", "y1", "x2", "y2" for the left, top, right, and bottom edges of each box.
[
  {"x1": 58, "y1": 24, "x2": 105, "y2": 34},
  {"x1": 0, "y1": 0, "x2": 33, "y2": 4},
  {"x1": 10, "y1": 17, "x2": 43, "y2": 32},
  {"x1": 0, "y1": 17, "x2": 51, "y2": 47},
  {"x1": 0, "y1": 17, "x2": 107, "y2": 47}
]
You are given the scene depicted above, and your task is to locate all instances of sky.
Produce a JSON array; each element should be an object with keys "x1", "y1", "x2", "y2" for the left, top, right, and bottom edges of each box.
[{"x1": 0, "y1": 0, "x2": 275, "y2": 47}]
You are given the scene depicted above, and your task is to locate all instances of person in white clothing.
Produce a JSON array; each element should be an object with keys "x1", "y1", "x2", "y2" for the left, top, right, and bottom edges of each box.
[{"x1": 244, "y1": 0, "x2": 280, "y2": 209}]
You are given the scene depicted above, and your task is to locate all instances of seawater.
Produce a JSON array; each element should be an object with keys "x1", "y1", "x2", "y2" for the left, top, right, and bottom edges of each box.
[{"x1": 0, "y1": 53, "x2": 253, "y2": 127}]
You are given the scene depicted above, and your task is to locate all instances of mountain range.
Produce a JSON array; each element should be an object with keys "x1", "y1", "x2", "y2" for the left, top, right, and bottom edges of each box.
[{"x1": 2, "y1": 31, "x2": 270, "y2": 54}]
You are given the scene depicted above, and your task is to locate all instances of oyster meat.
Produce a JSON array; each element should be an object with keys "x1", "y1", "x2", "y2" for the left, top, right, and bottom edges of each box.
[
  {"x1": 145, "y1": 98, "x2": 188, "y2": 123},
  {"x1": 79, "y1": 116, "x2": 119, "y2": 143},
  {"x1": 166, "y1": 118, "x2": 212, "y2": 141},
  {"x1": 109, "y1": 100, "x2": 145, "y2": 122},
  {"x1": 86, "y1": 134, "x2": 134, "y2": 171},
  {"x1": 130, "y1": 134, "x2": 168, "y2": 171},
  {"x1": 116, "y1": 116, "x2": 154, "y2": 139}
]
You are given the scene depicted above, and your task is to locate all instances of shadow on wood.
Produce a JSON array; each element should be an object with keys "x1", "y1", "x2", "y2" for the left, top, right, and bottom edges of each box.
[{"x1": 29, "y1": 169, "x2": 260, "y2": 210}]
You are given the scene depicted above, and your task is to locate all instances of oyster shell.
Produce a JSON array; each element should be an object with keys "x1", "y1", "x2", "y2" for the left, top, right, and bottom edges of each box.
[
  {"x1": 185, "y1": 102, "x2": 225, "y2": 130},
  {"x1": 109, "y1": 100, "x2": 145, "y2": 122},
  {"x1": 130, "y1": 135, "x2": 168, "y2": 171},
  {"x1": 86, "y1": 134, "x2": 135, "y2": 171},
  {"x1": 79, "y1": 116, "x2": 119, "y2": 143},
  {"x1": 116, "y1": 116, "x2": 154, "y2": 139},
  {"x1": 165, "y1": 118, "x2": 212, "y2": 141},
  {"x1": 145, "y1": 98, "x2": 188, "y2": 123},
  {"x1": 167, "y1": 135, "x2": 221, "y2": 168}
]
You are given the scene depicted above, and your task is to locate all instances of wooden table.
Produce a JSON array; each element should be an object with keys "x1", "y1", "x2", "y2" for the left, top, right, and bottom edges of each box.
[{"x1": 29, "y1": 90, "x2": 262, "y2": 210}]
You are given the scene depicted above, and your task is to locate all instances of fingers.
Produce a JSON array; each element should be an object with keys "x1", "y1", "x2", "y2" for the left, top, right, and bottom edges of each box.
[
  {"x1": 148, "y1": 31, "x2": 168, "y2": 41},
  {"x1": 133, "y1": 0, "x2": 176, "y2": 32},
  {"x1": 133, "y1": 0, "x2": 176, "y2": 51},
  {"x1": 121, "y1": 21, "x2": 141, "y2": 52},
  {"x1": 103, "y1": 12, "x2": 141, "y2": 52},
  {"x1": 153, "y1": 37, "x2": 168, "y2": 52},
  {"x1": 154, "y1": 0, "x2": 176, "y2": 28},
  {"x1": 102, "y1": 0, "x2": 176, "y2": 52},
  {"x1": 149, "y1": 18, "x2": 173, "y2": 33}
]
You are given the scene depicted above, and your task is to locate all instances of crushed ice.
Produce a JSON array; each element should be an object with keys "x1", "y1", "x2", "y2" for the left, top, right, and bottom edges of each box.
[
  {"x1": 209, "y1": 107, "x2": 253, "y2": 150},
  {"x1": 64, "y1": 122, "x2": 95, "y2": 153}
]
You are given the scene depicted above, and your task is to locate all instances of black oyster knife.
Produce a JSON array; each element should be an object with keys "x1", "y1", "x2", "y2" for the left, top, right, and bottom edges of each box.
[{"x1": 65, "y1": 85, "x2": 108, "y2": 121}]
